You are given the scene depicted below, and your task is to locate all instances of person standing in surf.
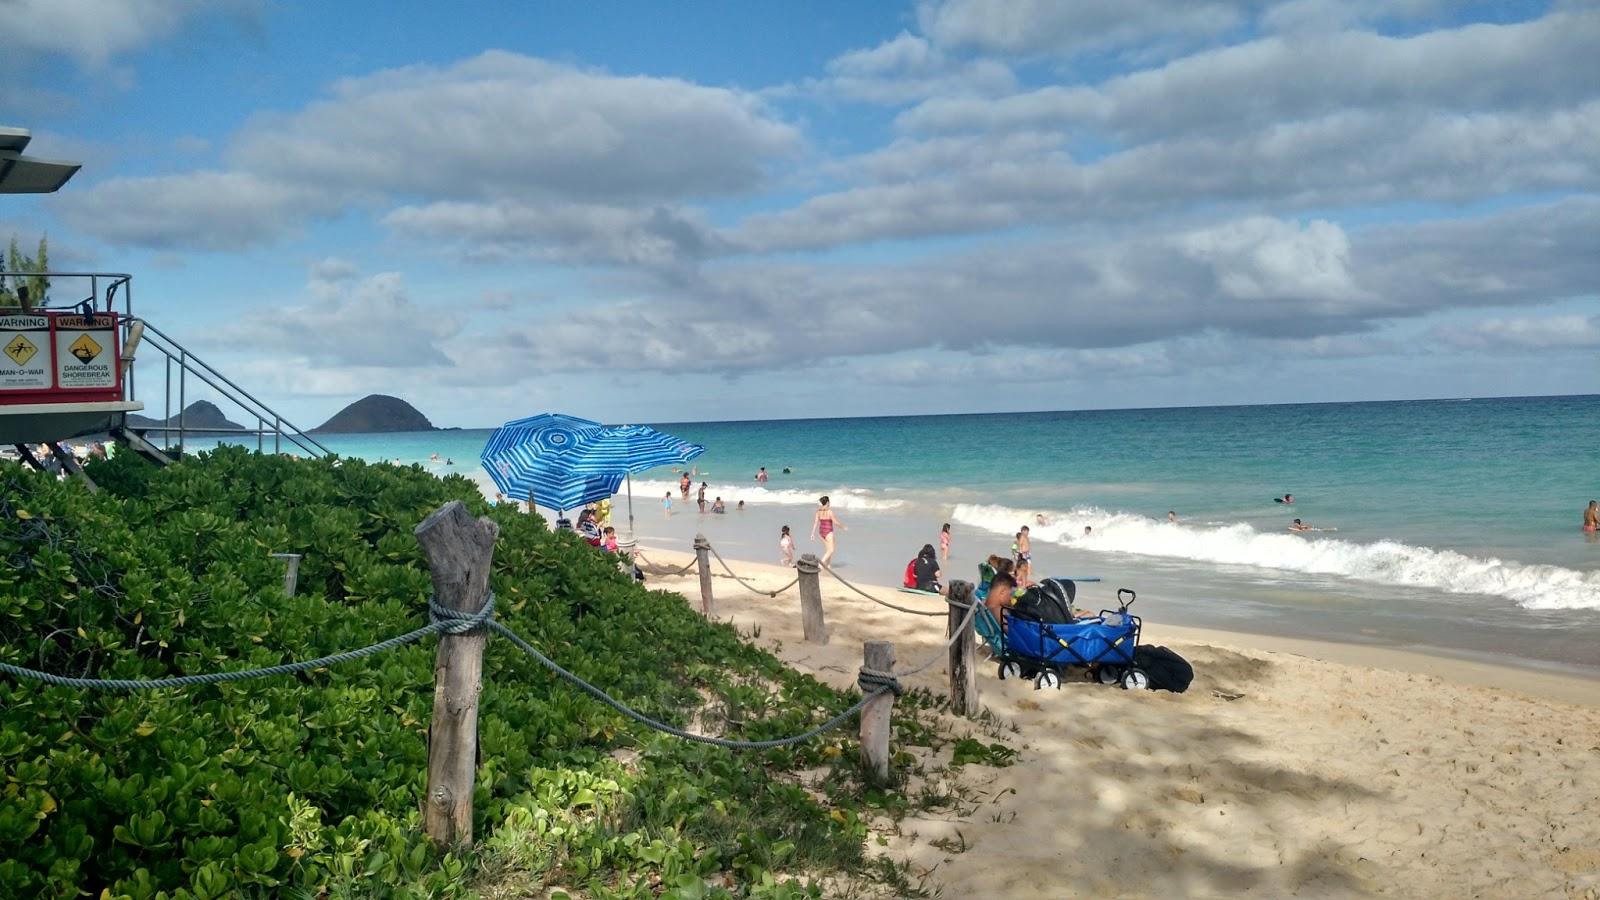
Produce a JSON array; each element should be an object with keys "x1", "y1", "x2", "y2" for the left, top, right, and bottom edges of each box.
[
  {"x1": 940, "y1": 523, "x2": 952, "y2": 563},
  {"x1": 811, "y1": 496, "x2": 844, "y2": 566},
  {"x1": 679, "y1": 472, "x2": 691, "y2": 500},
  {"x1": 1584, "y1": 500, "x2": 1598, "y2": 532},
  {"x1": 697, "y1": 481, "x2": 708, "y2": 513},
  {"x1": 1015, "y1": 525, "x2": 1033, "y2": 588}
]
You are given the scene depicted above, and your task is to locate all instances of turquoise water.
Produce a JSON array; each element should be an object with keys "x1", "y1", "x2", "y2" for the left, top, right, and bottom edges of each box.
[{"x1": 309, "y1": 395, "x2": 1600, "y2": 670}]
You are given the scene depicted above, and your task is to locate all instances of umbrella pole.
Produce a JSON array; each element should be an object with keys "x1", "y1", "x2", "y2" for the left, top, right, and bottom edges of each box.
[{"x1": 626, "y1": 472, "x2": 636, "y2": 539}]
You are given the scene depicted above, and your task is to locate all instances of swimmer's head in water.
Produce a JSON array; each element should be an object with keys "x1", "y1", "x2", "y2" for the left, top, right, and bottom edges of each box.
[{"x1": 1293, "y1": 518, "x2": 1303, "y2": 525}]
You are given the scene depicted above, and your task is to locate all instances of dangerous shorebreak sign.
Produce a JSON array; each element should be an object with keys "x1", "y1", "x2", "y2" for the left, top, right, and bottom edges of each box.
[
  {"x1": 0, "y1": 315, "x2": 50, "y2": 389},
  {"x1": 53, "y1": 314, "x2": 118, "y2": 390}
]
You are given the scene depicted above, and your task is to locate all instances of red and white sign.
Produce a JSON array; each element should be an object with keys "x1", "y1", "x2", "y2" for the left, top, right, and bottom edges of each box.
[{"x1": 0, "y1": 315, "x2": 51, "y2": 390}]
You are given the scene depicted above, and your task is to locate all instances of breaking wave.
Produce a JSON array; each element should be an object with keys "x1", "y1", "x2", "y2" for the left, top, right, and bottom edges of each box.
[{"x1": 951, "y1": 503, "x2": 1600, "y2": 612}]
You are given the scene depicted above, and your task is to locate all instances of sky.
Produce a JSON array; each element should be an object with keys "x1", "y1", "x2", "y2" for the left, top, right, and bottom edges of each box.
[{"x1": 2, "y1": 0, "x2": 1598, "y2": 428}]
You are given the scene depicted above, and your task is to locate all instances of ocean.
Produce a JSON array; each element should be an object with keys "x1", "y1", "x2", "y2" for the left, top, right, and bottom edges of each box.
[{"x1": 311, "y1": 395, "x2": 1600, "y2": 674}]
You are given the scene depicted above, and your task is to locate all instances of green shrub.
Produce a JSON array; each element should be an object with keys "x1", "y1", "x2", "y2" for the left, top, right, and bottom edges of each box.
[{"x1": 0, "y1": 449, "x2": 920, "y2": 898}]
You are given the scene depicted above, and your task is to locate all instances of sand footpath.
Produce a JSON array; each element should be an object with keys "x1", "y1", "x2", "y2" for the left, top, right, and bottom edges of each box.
[{"x1": 635, "y1": 546, "x2": 1600, "y2": 899}]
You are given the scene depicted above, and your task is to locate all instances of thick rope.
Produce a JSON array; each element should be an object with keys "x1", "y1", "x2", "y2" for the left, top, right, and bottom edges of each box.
[
  {"x1": 630, "y1": 548, "x2": 698, "y2": 576},
  {"x1": 0, "y1": 595, "x2": 495, "y2": 691},
  {"x1": 487, "y1": 620, "x2": 880, "y2": 749},
  {"x1": 708, "y1": 544, "x2": 799, "y2": 598},
  {"x1": 893, "y1": 593, "x2": 981, "y2": 678},
  {"x1": 857, "y1": 667, "x2": 903, "y2": 696},
  {"x1": 820, "y1": 563, "x2": 945, "y2": 616}
]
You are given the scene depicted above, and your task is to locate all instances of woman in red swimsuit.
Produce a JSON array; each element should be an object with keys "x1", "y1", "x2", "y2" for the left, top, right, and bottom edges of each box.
[{"x1": 811, "y1": 495, "x2": 844, "y2": 566}]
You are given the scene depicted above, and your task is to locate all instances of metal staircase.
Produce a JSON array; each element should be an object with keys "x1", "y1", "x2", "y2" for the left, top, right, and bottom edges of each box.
[{"x1": 3, "y1": 270, "x2": 330, "y2": 468}]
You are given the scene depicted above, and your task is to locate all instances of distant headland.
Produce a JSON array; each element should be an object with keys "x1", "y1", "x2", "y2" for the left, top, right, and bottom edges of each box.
[{"x1": 312, "y1": 394, "x2": 438, "y2": 433}]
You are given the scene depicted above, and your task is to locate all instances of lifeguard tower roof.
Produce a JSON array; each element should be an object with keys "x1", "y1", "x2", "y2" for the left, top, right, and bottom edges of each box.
[{"x1": 0, "y1": 127, "x2": 81, "y2": 194}]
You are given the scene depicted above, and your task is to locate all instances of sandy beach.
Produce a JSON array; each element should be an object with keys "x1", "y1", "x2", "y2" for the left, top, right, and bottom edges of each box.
[{"x1": 633, "y1": 545, "x2": 1600, "y2": 899}]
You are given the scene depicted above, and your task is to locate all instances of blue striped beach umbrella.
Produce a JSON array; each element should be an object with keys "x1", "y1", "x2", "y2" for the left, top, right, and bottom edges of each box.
[
  {"x1": 563, "y1": 424, "x2": 706, "y2": 535},
  {"x1": 480, "y1": 413, "x2": 622, "y2": 512}
]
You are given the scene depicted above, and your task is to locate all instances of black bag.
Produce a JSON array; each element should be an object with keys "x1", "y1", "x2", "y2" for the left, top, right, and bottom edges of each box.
[
  {"x1": 1133, "y1": 645, "x2": 1193, "y2": 693},
  {"x1": 1011, "y1": 578, "x2": 1076, "y2": 623}
]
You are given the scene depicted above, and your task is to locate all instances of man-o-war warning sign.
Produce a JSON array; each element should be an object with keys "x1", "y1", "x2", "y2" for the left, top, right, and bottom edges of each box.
[
  {"x1": 0, "y1": 315, "x2": 51, "y2": 389},
  {"x1": 53, "y1": 315, "x2": 118, "y2": 389}
]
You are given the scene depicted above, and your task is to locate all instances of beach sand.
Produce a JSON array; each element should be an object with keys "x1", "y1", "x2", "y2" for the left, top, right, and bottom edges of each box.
[{"x1": 633, "y1": 545, "x2": 1600, "y2": 899}]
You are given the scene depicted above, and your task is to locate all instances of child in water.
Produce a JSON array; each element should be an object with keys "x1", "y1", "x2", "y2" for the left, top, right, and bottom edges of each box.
[{"x1": 779, "y1": 525, "x2": 795, "y2": 566}]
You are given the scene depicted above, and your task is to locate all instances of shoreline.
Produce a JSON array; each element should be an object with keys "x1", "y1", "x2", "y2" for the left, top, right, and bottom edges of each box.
[{"x1": 637, "y1": 543, "x2": 1600, "y2": 709}]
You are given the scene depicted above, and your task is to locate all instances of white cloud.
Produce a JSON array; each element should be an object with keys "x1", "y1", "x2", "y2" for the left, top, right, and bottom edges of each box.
[
  {"x1": 230, "y1": 51, "x2": 799, "y2": 203},
  {"x1": 736, "y1": 102, "x2": 1600, "y2": 251},
  {"x1": 0, "y1": 0, "x2": 257, "y2": 68},
  {"x1": 52, "y1": 171, "x2": 344, "y2": 251},
  {"x1": 899, "y1": 10, "x2": 1600, "y2": 139},
  {"x1": 1432, "y1": 315, "x2": 1600, "y2": 351},
  {"x1": 382, "y1": 200, "x2": 723, "y2": 267},
  {"x1": 917, "y1": 0, "x2": 1255, "y2": 59},
  {"x1": 213, "y1": 268, "x2": 462, "y2": 368},
  {"x1": 53, "y1": 51, "x2": 799, "y2": 257},
  {"x1": 798, "y1": 32, "x2": 1016, "y2": 104},
  {"x1": 486, "y1": 197, "x2": 1600, "y2": 376}
]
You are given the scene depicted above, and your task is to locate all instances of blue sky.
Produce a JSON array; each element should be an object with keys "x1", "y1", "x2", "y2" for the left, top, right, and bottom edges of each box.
[{"x1": 3, "y1": 0, "x2": 1597, "y2": 427}]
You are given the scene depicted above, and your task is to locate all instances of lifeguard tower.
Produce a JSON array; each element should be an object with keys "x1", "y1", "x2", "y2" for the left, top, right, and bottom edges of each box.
[{"x1": 2, "y1": 127, "x2": 328, "y2": 488}]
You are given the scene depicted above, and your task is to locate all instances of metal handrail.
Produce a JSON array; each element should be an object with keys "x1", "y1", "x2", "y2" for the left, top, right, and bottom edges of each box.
[
  {"x1": 0, "y1": 270, "x2": 133, "y2": 316},
  {"x1": 128, "y1": 319, "x2": 332, "y2": 458}
]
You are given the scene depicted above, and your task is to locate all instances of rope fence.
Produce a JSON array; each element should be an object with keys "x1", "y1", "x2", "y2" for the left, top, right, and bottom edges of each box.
[{"x1": 1, "y1": 592, "x2": 890, "y2": 750}]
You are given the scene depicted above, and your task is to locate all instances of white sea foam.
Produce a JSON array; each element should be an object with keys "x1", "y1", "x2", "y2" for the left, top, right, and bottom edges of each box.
[
  {"x1": 951, "y1": 503, "x2": 1600, "y2": 612},
  {"x1": 628, "y1": 479, "x2": 907, "y2": 511}
]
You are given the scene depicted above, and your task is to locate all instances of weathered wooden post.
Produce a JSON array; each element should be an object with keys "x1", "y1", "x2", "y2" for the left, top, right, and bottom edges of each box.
[
  {"x1": 271, "y1": 552, "x2": 302, "y2": 597},
  {"x1": 415, "y1": 500, "x2": 499, "y2": 849},
  {"x1": 693, "y1": 534, "x2": 715, "y2": 616},
  {"x1": 947, "y1": 580, "x2": 978, "y2": 717},
  {"x1": 795, "y1": 553, "x2": 827, "y2": 644},
  {"x1": 860, "y1": 640, "x2": 895, "y2": 784}
]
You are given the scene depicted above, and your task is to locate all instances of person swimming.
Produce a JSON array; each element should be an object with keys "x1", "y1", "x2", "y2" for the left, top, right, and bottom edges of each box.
[{"x1": 1274, "y1": 493, "x2": 1294, "y2": 504}]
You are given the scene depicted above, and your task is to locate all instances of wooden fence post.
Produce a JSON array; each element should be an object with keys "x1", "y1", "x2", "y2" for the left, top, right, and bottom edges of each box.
[
  {"x1": 860, "y1": 640, "x2": 895, "y2": 784},
  {"x1": 693, "y1": 534, "x2": 715, "y2": 616},
  {"x1": 415, "y1": 500, "x2": 500, "y2": 850},
  {"x1": 947, "y1": 580, "x2": 978, "y2": 717},
  {"x1": 795, "y1": 553, "x2": 827, "y2": 644},
  {"x1": 271, "y1": 552, "x2": 302, "y2": 597}
]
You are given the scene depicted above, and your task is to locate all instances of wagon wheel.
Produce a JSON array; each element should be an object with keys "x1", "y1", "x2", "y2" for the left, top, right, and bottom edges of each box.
[
  {"x1": 998, "y1": 661, "x2": 1022, "y2": 680},
  {"x1": 1121, "y1": 668, "x2": 1151, "y2": 691},
  {"x1": 1097, "y1": 666, "x2": 1121, "y2": 685},
  {"x1": 1035, "y1": 671, "x2": 1061, "y2": 690}
]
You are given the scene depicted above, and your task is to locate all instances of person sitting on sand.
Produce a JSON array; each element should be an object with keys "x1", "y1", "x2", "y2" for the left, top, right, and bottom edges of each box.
[
  {"x1": 1585, "y1": 500, "x2": 1599, "y2": 533},
  {"x1": 711, "y1": 497, "x2": 726, "y2": 514},
  {"x1": 984, "y1": 572, "x2": 1019, "y2": 628},
  {"x1": 912, "y1": 543, "x2": 942, "y2": 593},
  {"x1": 737, "y1": 500, "x2": 746, "y2": 511}
]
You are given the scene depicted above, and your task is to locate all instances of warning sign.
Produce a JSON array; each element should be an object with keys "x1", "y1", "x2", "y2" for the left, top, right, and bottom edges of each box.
[
  {"x1": 69, "y1": 333, "x2": 102, "y2": 364},
  {"x1": 53, "y1": 314, "x2": 118, "y2": 390},
  {"x1": 0, "y1": 315, "x2": 51, "y2": 390}
]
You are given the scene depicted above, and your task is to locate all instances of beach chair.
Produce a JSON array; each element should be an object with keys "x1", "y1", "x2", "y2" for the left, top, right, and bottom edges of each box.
[{"x1": 974, "y1": 604, "x2": 1005, "y2": 659}]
